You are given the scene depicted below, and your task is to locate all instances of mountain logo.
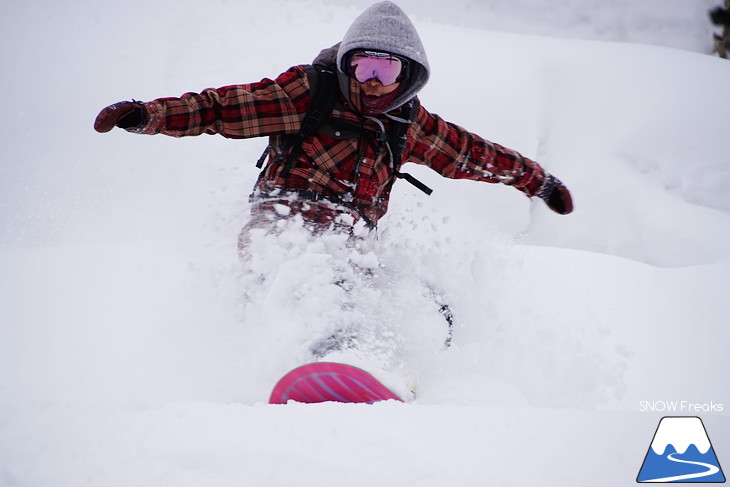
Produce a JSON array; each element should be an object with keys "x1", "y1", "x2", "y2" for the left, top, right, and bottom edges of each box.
[{"x1": 637, "y1": 416, "x2": 726, "y2": 483}]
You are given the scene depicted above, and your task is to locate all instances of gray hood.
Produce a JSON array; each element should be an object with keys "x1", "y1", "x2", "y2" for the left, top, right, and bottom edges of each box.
[{"x1": 333, "y1": 1, "x2": 430, "y2": 113}]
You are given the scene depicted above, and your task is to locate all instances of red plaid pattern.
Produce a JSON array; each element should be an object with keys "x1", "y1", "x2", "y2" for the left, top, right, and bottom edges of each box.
[{"x1": 134, "y1": 65, "x2": 547, "y2": 224}]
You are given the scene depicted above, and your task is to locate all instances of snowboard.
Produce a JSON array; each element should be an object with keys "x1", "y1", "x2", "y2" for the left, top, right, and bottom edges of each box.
[{"x1": 269, "y1": 362, "x2": 403, "y2": 404}]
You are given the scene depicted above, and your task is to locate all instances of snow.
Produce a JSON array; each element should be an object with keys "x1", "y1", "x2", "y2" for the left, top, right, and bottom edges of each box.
[
  {"x1": 2, "y1": 1, "x2": 730, "y2": 486},
  {"x1": 360, "y1": 0, "x2": 721, "y2": 53}
]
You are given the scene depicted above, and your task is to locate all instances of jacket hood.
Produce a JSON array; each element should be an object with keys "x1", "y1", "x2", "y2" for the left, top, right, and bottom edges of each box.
[{"x1": 332, "y1": 1, "x2": 430, "y2": 114}]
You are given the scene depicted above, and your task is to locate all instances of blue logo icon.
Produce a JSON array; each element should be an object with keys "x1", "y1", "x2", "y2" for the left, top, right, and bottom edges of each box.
[{"x1": 637, "y1": 416, "x2": 725, "y2": 483}]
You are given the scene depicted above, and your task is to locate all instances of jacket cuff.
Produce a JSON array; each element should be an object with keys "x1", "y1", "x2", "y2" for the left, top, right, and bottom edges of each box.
[
  {"x1": 537, "y1": 174, "x2": 560, "y2": 201},
  {"x1": 125, "y1": 102, "x2": 164, "y2": 134},
  {"x1": 117, "y1": 102, "x2": 144, "y2": 130}
]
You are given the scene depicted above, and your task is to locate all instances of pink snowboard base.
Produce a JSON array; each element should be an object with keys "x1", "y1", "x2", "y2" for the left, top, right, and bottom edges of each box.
[{"x1": 269, "y1": 362, "x2": 402, "y2": 404}]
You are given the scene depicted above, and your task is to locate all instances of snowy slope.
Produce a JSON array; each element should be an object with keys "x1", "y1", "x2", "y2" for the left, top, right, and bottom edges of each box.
[
  {"x1": 2, "y1": 1, "x2": 730, "y2": 486},
  {"x1": 335, "y1": 0, "x2": 721, "y2": 53}
]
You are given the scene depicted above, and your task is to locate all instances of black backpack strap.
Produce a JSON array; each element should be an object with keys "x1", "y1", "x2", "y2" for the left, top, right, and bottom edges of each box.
[
  {"x1": 279, "y1": 66, "x2": 339, "y2": 177},
  {"x1": 388, "y1": 98, "x2": 433, "y2": 195},
  {"x1": 395, "y1": 170, "x2": 432, "y2": 195},
  {"x1": 388, "y1": 97, "x2": 419, "y2": 168},
  {"x1": 255, "y1": 65, "x2": 339, "y2": 172}
]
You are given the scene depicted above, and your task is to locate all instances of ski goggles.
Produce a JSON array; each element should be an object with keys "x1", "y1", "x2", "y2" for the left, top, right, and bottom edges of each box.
[{"x1": 348, "y1": 50, "x2": 409, "y2": 86}]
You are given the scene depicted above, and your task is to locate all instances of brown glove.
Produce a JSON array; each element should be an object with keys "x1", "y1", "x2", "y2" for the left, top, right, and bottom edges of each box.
[
  {"x1": 538, "y1": 174, "x2": 573, "y2": 215},
  {"x1": 94, "y1": 101, "x2": 144, "y2": 133}
]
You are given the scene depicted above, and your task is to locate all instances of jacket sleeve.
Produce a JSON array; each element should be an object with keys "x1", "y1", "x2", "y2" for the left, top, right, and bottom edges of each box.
[
  {"x1": 130, "y1": 66, "x2": 312, "y2": 139},
  {"x1": 407, "y1": 105, "x2": 548, "y2": 197}
]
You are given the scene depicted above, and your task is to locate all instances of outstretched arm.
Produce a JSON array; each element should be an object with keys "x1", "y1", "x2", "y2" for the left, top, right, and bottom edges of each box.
[
  {"x1": 407, "y1": 106, "x2": 573, "y2": 214},
  {"x1": 94, "y1": 66, "x2": 312, "y2": 139}
]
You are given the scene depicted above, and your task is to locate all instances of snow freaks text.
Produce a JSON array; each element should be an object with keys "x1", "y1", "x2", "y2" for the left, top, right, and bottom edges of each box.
[{"x1": 639, "y1": 401, "x2": 725, "y2": 413}]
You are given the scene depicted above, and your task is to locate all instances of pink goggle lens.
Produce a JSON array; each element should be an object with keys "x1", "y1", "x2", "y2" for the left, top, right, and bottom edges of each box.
[{"x1": 349, "y1": 51, "x2": 404, "y2": 86}]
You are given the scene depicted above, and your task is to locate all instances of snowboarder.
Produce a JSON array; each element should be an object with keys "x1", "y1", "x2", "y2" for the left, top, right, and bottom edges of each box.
[{"x1": 94, "y1": 1, "x2": 573, "y2": 247}]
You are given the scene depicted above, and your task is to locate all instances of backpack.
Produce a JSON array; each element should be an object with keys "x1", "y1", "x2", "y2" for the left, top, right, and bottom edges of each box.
[{"x1": 256, "y1": 65, "x2": 432, "y2": 195}]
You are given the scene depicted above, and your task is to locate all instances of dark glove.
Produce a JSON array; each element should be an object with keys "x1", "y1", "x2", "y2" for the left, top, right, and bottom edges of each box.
[
  {"x1": 538, "y1": 174, "x2": 573, "y2": 215},
  {"x1": 94, "y1": 101, "x2": 144, "y2": 133}
]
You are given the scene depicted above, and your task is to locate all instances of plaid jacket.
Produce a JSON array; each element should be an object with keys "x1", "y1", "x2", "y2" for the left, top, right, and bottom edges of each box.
[{"x1": 134, "y1": 65, "x2": 548, "y2": 225}]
